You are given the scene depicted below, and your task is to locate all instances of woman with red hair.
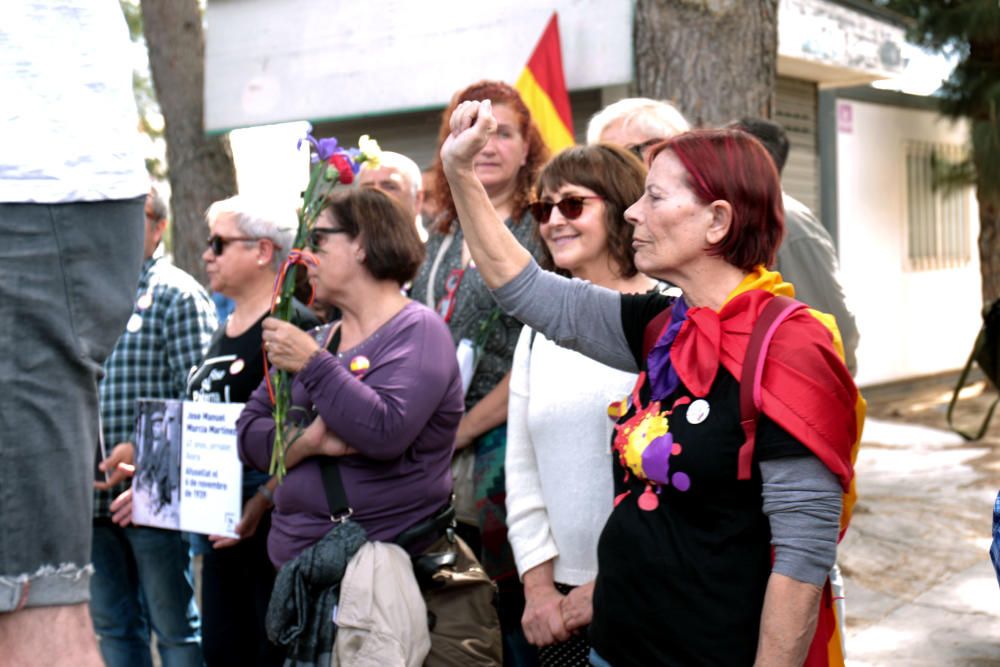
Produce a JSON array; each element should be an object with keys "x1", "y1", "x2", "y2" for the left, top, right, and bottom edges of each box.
[
  {"x1": 409, "y1": 81, "x2": 549, "y2": 664},
  {"x1": 439, "y1": 100, "x2": 862, "y2": 667}
]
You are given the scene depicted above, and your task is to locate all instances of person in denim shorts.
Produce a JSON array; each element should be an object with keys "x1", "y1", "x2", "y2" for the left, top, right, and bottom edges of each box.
[{"x1": 0, "y1": 2, "x2": 147, "y2": 664}]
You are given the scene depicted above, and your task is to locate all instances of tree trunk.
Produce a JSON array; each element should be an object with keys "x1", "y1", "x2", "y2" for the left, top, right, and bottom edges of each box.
[
  {"x1": 975, "y1": 172, "x2": 1000, "y2": 306},
  {"x1": 970, "y1": 35, "x2": 1000, "y2": 307},
  {"x1": 633, "y1": 0, "x2": 779, "y2": 127},
  {"x1": 140, "y1": 0, "x2": 237, "y2": 285}
]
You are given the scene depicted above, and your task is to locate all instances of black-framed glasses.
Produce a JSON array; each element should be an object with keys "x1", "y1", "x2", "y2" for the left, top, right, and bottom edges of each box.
[
  {"x1": 206, "y1": 234, "x2": 258, "y2": 256},
  {"x1": 626, "y1": 138, "x2": 665, "y2": 161},
  {"x1": 529, "y1": 196, "x2": 604, "y2": 224},
  {"x1": 307, "y1": 226, "x2": 349, "y2": 250}
]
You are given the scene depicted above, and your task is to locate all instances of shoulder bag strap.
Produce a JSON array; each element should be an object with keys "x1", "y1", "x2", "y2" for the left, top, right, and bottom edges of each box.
[
  {"x1": 424, "y1": 232, "x2": 455, "y2": 309},
  {"x1": 737, "y1": 295, "x2": 807, "y2": 480},
  {"x1": 315, "y1": 322, "x2": 353, "y2": 521},
  {"x1": 319, "y1": 459, "x2": 352, "y2": 521}
]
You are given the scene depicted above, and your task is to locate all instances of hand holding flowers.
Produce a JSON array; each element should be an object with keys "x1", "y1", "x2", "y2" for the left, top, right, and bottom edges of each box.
[{"x1": 264, "y1": 130, "x2": 381, "y2": 480}]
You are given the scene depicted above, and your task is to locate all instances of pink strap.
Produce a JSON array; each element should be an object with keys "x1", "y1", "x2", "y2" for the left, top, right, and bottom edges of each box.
[
  {"x1": 752, "y1": 300, "x2": 806, "y2": 410},
  {"x1": 737, "y1": 295, "x2": 806, "y2": 480}
]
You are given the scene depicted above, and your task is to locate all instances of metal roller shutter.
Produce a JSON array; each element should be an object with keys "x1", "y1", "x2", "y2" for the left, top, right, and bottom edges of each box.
[{"x1": 775, "y1": 76, "x2": 819, "y2": 214}]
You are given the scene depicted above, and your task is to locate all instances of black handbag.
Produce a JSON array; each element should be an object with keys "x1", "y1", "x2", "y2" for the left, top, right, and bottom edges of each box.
[{"x1": 947, "y1": 298, "x2": 1000, "y2": 440}]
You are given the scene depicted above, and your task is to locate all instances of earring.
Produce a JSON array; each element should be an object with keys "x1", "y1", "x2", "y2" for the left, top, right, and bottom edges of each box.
[{"x1": 257, "y1": 260, "x2": 264, "y2": 266}]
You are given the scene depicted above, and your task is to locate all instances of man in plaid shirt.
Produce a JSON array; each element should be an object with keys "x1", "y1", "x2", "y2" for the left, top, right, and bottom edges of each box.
[{"x1": 90, "y1": 188, "x2": 217, "y2": 667}]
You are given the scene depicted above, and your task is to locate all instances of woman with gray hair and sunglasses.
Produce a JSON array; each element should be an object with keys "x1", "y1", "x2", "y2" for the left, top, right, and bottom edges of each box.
[{"x1": 186, "y1": 194, "x2": 320, "y2": 666}]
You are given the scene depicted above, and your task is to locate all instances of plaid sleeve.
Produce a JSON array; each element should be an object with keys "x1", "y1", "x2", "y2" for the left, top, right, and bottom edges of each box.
[{"x1": 163, "y1": 285, "x2": 218, "y2": 397}]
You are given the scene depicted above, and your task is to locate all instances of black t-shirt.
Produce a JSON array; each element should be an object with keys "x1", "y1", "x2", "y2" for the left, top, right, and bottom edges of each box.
[
  {"x1": 186, "y1": 301, "x2": 320, "y2": 492},
  {"x1": 187, "y1": 300, "x2": 320, "y2": 404},
  {"x1": 589, "y1": 291, "x2": 810, "y2": 667}
]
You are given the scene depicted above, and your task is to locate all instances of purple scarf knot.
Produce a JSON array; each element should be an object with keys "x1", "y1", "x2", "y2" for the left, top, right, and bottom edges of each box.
[{"x1": 646, "y1": 298, "x2": 689, "y2": 402}]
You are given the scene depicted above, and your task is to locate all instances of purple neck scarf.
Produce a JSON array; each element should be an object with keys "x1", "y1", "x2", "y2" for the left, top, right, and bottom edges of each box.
[{"x1": 646, "y1": 297, "x2": 690, "y2": 402}]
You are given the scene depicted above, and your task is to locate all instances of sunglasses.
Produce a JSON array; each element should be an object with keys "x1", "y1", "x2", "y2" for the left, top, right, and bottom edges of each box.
[
  {"x1": 307, "y1": 226, "x2": 349, "y2": 250},
  {"x1": 206, "y1": 234, "x2": 258, "y2": 256},
  {"x1": 529, "y1": 196, "x2": 604, "y2": 224}
]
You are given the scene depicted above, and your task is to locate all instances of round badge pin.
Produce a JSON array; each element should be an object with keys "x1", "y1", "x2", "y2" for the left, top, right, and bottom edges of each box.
[
  {"x1": 686, "y1": 399, "x2": 710, "y2": 425},
  {"x1": 229, "y1": 359, "x2": 245, "y2": 375},
  {"x1": 349, "y1": 355, "x2": 370, "y2": 375},
  {"x1": 125, "y1": 313, "x2": 143, "y2": 333},
  {"x1": 136, "y1": 293, "x2": 153, "y2": 311}
]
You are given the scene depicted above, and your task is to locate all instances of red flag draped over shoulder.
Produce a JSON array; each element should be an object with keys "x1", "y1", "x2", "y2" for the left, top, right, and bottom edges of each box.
[
  {"x1": 667, "y1": 269, "x2": 864, "y2": 667},
  {"x1": 669, "y1": 274, "x2": 861, "y2": 500},
  {"x1": 515, "y1": 12, "x2": 575, "y2": 153}
]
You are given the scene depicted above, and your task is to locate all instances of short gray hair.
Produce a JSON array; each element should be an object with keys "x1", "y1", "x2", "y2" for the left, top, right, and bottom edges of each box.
[
  {"x1": 360, "y1": 150, "x2": 422, "y2": 199},
  {"x1": 586, "y1": 98, "x2": 691, "y2": 145},
  {"x1": 148, "y1": 186, "x2": 169, "y2": 222},
  {"x1": 205, "y1": 195, "x2": 297, "y2": 271}
]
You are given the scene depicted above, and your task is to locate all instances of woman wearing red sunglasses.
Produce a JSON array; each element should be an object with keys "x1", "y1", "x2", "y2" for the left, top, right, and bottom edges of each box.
[
  {"x1": 507, "y1": 144, "x2": 659, "y2": 666},
  {"x1": 441, "y1": 101, "x2": 862, "y2": 667}
]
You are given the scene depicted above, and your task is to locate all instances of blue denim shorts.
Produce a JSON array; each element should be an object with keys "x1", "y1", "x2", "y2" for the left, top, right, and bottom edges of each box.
[
  {"x1": 0, "y1": 198, "x2": 143, "y2": 610},
  {"x1": 991, "y1": 491, "x2": 1000, "y2": 588}
]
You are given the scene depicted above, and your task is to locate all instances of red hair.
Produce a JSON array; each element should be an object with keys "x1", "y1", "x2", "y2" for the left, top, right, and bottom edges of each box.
[
  {"x1": 428, "y1": 80, "x2": 549, "y2": 233},
  {"x1": 648, "y1": 129, "x2": 784, "y2": 271}
]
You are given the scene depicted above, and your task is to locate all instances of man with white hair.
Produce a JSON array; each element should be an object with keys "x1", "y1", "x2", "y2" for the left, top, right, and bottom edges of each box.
[
  {"x1": 357, "y1": 150, "x2": 428, "y2": 241},
  {"x1": 586, "y1": 97, "x2": 690, "y2": 161}
]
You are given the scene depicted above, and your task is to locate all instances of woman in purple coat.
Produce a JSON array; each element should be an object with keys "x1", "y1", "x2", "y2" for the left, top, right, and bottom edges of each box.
[{"x1": 237, "y1": 188, "x2": 464, "y2": 568}]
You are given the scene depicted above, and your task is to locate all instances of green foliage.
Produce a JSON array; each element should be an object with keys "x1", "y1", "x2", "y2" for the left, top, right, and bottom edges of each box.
[
  {"x1": 930, "y1": 147, "x2": 977, "y2": 195},
  {"x1": 878, "y1": 0, "x2": 1000, "y2": 190},
  {"x1": 119, "y1": 0, "x2": 166, "y2": 181}
]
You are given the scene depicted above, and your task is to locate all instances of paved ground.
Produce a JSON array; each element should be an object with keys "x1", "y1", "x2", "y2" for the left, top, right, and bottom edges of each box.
[{"x1": 842, "y1": 373, "x2": 1000, "y2": 666}]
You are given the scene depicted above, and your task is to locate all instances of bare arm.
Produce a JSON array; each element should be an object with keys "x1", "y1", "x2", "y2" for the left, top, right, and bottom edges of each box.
[
  {"x1": 441, "y1": 99, "x2": 532, "y2": 289},
  {"x1": 755, "y1": 455, "x2": 842, "y2": 665},
  {"x1": 521, "y1": 561, "x2": 570, "y2": 647},
  {"x1": 455, "y1": 372, "x2": 510, "y2": 450},
  {"x1": 755, "y1": 573, "x2": 821, "y2": 666}
]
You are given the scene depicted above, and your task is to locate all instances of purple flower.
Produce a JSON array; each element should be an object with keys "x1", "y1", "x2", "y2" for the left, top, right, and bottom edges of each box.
[
  {"x1": 298, "y1": 134, "x2": 341, "y2": 163},
  {"x1": 346, "y1": 147, "x2": 363, "y2": 174}
]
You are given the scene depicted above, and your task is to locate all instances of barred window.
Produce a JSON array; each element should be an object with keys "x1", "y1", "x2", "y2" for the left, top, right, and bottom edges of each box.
[{"x1": 905, "y1": 141, "x2": 972, "y2": 271}]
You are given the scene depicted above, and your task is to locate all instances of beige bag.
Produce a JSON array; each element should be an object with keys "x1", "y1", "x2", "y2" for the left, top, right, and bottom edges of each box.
[
  {"x1": 420, "y1": 533, "x2": 501, "y2": 667},
  {"x1": 333, "y1": 542, "x2": 431, "y2": 667}
]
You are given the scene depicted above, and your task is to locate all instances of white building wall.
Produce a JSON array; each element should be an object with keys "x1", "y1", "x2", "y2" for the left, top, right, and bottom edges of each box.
[
  {"x1": 835, "y1": 99, "x2": 981, "y2": 386},
  {"x1": 205, "y1": 0, "x2": 632, "y2": 132}
]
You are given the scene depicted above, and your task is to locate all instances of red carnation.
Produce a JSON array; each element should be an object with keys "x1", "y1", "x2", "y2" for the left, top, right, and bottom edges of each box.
[{"x1": 330, "y1": 153, "x2": 354, "y2": 184}]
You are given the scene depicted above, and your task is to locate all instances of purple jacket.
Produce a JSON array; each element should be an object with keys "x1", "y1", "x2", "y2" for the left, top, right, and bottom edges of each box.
[{"x1": 237, "y1": 302, "x2": 464, "y2": 567}]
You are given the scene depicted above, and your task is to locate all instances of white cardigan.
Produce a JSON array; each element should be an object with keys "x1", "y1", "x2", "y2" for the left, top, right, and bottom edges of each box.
[{"x1": 505, "y1": 326, "x2": 639, "y2": 586}]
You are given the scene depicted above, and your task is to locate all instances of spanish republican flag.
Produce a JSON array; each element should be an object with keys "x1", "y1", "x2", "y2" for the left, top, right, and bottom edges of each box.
[{"x1": 515, "y1": 12, "x2": 575, "y2": 152}]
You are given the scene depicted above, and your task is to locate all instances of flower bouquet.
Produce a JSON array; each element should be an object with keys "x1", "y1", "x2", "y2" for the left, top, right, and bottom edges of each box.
[{"x1": 264, "y1": 130, "x2": 381, "y2": 480}]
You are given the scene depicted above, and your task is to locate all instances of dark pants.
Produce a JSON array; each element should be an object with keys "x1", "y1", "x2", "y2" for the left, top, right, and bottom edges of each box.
[
  {"x1": 0, "y1": 198, "x2": 144, "y2": 610},
  {"x1": 90, "y1": 520, "x2": 202, "y2": 667},
  {"x1": 202, "y1": 509, "x2": 284, "y2": 667}
]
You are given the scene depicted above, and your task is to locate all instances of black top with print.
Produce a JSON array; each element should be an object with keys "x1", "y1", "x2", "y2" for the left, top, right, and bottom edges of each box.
[
  {"x1": 186, "y1": 301, "x2": 319, "y2": 494},
  {"x1": 589, "y1": 290, "x2": 810, "y2": 667},
  {"x1": 187, "y1": 300, "x2": 319, "y2": 405}
]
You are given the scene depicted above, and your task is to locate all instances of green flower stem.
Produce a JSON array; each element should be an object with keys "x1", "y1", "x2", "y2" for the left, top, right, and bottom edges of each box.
[
  {"x1": 267, "y1": 166, "x2": 337, "y2": 481},
  {"x1": 268, "y1": 133, "x2": 382, "y2": 483}
]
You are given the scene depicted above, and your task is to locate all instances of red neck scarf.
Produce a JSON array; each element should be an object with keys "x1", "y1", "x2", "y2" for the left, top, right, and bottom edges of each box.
[{"x1": 669, "y1": 268, "x2": 861, "y2": 493}]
